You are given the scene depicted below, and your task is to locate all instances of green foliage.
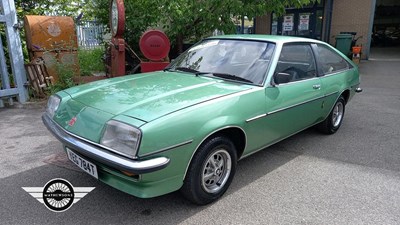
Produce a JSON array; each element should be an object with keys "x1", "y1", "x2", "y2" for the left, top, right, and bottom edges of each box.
[
  {"x1": 78, "y1": 48, "x2": 105, "y2": 76},
  {"x1": 15, "y1": 0, "x2": 96, "y2": 19},
  {"x1": 49, "y1": 62, "x2": 75, "y2": 94},
  {"x1": 91, "y1": 0, "x2": 163, "y2": 52},
  {"x1": 12, "y1": 0, "x2": 317, "y2": 55},
  {"x1": 160, "y1": 0, "x2": 316, "y2": 47},
  {"x1": 90, "y1": 0, "x2": 316, "y2": 52},
  {"x1": 8, "y1": 0, "x2": 316, "y2": 93}
]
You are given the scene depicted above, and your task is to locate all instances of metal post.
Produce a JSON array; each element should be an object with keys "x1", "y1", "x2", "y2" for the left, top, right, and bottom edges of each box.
[
  {"x1": 0, "y1": 33, "x2": 10, "y2": 89},
  {"x1": 241, "y1": 16, "x2": 245, "y2": 34},
  {"x1": 366, "y1": 0, "x2": 377, "y2": 60},
  {"x1": 1, "y1": 0, "x2": 29, "y2": 103},
  {"x1": 0, "y1": 33, "x2": 13, "y2": 106},
  {"x1": 323, "y1": 0, "x2": 334, "y2": 43},
  {"x1": 0, "y1": 3, "x2": 10, "y2": 107},
  {"x1": 253, "y1": 17, "x2": 256, "y2": 34}
]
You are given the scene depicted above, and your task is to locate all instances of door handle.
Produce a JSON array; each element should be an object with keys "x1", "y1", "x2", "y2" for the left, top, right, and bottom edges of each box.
[{"x1": 313, "y1": 84, "x2": 321, "y2": 89}]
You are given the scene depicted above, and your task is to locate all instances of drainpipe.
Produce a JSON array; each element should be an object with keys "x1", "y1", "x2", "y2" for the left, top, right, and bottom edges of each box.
[
  {"x1": 241, "y1": 16, "x2": 245, "y2": 34},
  {"x1": 324, "y1": 0, "x2": 334, "y2": 43},
  {"x1": 253, "y1": 17, "x2": 256, "y2": 34},
  {"x1": 366, "y1": 0, "x2": 377, "y2": 59}
]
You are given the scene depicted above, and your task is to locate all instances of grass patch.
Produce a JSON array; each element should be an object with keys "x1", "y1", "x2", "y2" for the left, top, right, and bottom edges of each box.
[
  {"x1": 49, "y1": 63, "x2": 75, "y2": 94},
  {"x1": 78, "y1": 47, "x2": 105, "y2": 76}
]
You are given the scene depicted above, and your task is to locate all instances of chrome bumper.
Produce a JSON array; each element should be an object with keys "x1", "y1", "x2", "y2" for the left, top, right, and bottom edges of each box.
[{"x1": 42, "y1": 113, "x2": 170, "y2": 174}]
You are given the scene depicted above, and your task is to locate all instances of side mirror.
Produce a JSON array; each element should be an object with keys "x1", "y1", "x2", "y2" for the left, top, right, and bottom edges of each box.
[{"x1": 272, "y1": 72, "x2": 291, "y2": 85}]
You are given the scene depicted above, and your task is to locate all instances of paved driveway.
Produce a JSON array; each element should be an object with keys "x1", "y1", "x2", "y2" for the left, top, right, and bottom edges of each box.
[{"x1": 1, "y1": 57, "x2": 399, "y2": 224}]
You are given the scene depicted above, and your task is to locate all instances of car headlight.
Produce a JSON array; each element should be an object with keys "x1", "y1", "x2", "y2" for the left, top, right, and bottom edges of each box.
[
  {"x1": 46, "y1": 95, "x2": 61, "y2": 118},
  {"x1": 100, "y1": 120, "x2": 141, "y2": 158}
]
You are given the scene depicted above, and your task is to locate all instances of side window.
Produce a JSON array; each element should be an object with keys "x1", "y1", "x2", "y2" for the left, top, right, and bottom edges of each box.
[
  {"x1": 317, "y1": 44, "x2": 350, "y2": 74},
  {"x1": 275, "y1": 44, "x2": 316, "y2": 83}
]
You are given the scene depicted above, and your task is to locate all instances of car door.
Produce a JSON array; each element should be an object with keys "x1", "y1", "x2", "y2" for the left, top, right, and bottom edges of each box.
[
  {"x1": 258, "y1": 43, "x2": 326, "y2": 144},
  {"x1": 313, "y1": 43, "x2": 356, "y2": 117}
]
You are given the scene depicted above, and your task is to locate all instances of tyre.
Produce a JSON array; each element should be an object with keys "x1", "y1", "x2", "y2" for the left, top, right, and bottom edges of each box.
[
  {"x1": 317, "y1": 96, "x2": 345, "y2": 134},
  {"x1": 181, "y1": 136, "x2": 237, "y2": 205}
]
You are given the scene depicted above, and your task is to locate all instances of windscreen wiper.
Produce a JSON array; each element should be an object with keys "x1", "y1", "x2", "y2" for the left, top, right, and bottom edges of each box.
[
  {"x1": 196, "y1": 72, "x2": 253, "y2": 84},
  {"x1": 174, "y1": 67, "x2": 199, "y2": 73},
  {"x1": 163, "y1": 67, "x2": 174, "y2": 72}
]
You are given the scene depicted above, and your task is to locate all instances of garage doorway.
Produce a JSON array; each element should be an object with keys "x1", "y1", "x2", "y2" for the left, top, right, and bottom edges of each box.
[{"x1": 370, "y1": 0, "x2": 400, "y2": 60}]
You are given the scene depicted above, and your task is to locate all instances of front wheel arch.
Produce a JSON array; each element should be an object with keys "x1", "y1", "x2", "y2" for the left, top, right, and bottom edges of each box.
[
  {"x1": 180, "y1": 127, "x2": 246, "y2": 204},
  {"x1": 184, "y1": 127, "x2": 246, "y2": 178},
  {"x1": 209, "y1": 127, "x2": 246, "y2": 158},
  {"x1": 180, "y1": 135, "x2": 238, "y2": 205}
]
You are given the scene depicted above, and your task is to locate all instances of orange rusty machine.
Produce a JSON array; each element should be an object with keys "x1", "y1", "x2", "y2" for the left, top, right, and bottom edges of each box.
[{"x1": 24, "y1": 15, "x2": 80, "y2": 81}]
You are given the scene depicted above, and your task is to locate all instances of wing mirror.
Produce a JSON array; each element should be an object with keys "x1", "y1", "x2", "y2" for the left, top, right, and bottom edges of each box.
[{"x1": 272, "y1": 72, "x2": 291, "y2": 86}]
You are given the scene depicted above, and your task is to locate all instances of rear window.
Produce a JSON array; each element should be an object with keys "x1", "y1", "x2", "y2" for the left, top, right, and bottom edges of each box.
[{"x1": 316, "y1": 44, "x2": 350, "y2": 74}]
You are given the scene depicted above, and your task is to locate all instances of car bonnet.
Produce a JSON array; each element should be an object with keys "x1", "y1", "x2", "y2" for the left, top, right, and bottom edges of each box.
[{"x1": 63, "y1": 71, "x2": 252, "y2": 122}]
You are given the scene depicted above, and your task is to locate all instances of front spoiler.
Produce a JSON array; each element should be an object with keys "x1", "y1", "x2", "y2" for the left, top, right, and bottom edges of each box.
[{"x1": 42, "y1": 113, "x2": 170, "y2": 174}]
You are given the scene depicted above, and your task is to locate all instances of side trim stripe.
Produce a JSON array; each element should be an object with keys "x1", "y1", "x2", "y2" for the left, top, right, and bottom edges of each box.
[
  {"x1": 139, "y1": 140, "x2": 193, "y2": 157},
  {"x1": 246, "y1": 114, "x2": 267, "y2": 123},
  {"x1": 246, "y1": 91, "x2": 339, "y2": 123}
]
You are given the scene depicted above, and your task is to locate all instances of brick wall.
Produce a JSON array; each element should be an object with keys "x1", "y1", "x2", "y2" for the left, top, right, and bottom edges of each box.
[{"x1": 330, "y1": 0, "x2": 375, "y2": 59}]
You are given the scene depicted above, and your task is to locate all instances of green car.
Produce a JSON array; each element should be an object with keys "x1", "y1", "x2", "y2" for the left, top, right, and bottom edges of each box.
[{"x1": 43, "y1": 35, "x2": 362, "y2": 205}]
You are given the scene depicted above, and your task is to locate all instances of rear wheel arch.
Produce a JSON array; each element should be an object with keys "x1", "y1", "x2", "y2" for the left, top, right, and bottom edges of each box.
[
  {"x1": 341, "y1": 89, "x2": 350, "y2": 104},
  {"x1": 317, "y1": 95, "x2": 346, "y2": 134}
]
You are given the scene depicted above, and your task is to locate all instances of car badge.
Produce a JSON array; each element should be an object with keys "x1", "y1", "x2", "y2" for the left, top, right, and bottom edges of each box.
[{"x1": 68, "y1": 117, "x2": 77, "y2": 126}]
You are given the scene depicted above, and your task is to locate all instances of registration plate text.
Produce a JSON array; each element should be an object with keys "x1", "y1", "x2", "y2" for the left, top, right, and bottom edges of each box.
[{"x1": 66, "y1": 148, "x2": 98, "y2": 179}]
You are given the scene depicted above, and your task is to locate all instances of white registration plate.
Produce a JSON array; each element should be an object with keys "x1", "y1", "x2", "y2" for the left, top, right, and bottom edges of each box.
[{"x1": 66, "y1": 148, "x2": 98, "y2": 179}]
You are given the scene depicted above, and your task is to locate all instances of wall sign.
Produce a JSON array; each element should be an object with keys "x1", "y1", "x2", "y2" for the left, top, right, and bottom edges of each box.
[
  {"x1": 299, "y1": 15, "x2": 310, "y2": 31},
  {"x1": 283, "y1": 15, "x2": 294, "y2": 31}
]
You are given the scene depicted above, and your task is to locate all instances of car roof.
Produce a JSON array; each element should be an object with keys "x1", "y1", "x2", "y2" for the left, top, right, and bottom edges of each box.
[{"x1": 208, "y1": 34, "x2": 326, "y2": 45}]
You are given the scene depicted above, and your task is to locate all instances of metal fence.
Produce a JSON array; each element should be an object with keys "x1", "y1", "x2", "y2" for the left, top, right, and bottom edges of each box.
[
  {"x1": 76, "y1": 20, "x2": 104, "y2": 49},
  {"x1": 0, "y1": 0, "x2": 28, "y2": 107}
]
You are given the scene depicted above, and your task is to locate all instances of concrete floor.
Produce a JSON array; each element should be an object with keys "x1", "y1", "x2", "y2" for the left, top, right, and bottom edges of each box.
[{"x1": 369, "y1": 46, "x2": 400, "y2": 61}]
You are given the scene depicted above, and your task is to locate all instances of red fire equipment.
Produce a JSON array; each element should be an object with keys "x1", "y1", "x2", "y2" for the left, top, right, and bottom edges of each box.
[
  {"x1": 109, "y1": 0, "x2": 126, "y2": 77},
  {"x1": 139, "y1": 30, "x2": 170, "y2": 73}
]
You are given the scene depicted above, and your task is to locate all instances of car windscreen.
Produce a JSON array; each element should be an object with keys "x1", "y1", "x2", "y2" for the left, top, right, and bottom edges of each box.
[{"x1": 168, "y1": 39, "x2": 276, "y2": 85}]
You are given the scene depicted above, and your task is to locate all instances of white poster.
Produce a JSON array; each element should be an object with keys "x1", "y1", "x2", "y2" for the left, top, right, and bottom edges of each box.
[
  {"x1": 283, "y1": 16, "x2": 294, "y2": 31},
  {"x1": 298, "y1": 15, "x2": 310, "y2": 31}
]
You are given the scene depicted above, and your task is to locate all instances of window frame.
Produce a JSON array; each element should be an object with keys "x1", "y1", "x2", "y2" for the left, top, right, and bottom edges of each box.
[
  {"x1": 312, "y1": 43, "x2": 353, "y2": 76},
  {"x1": 273, "y1": 42, "x2": 319, "y2": 85}
]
